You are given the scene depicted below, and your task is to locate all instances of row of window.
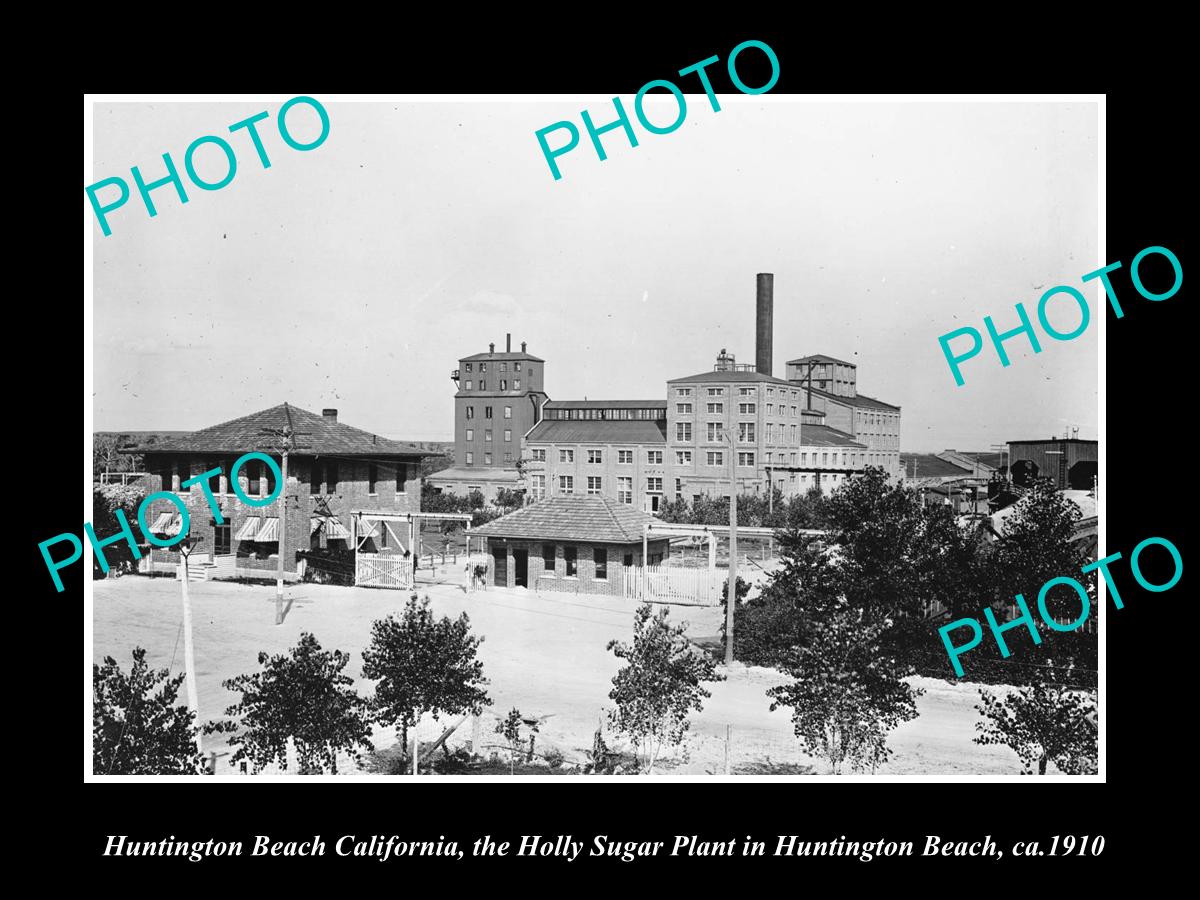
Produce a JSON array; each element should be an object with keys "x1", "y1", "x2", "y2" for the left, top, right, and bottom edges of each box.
[
  {"x1": 538, "y1": 544, "x2": 644, "y2": 580},
  {"x1": 542, "y1": 408, "x2": 665, "y2": 421},
  {"x1": 464, "y1": 451, "x2": 514, "y2": 465},
  {"x1": 465, "y1": 428, "x2": 512, "y2": 442},
  {"x1": 531, "y1": 448, "x2": 664, "y2": 465},
  {"x1": 463, "y1": 360, "x2": 523, "y2": 373},
  {"x1": 528, "y1": 475, "x2": 664, "y2": 501},
  {"x1": 464, "y1": 405, "x2": 513, "y2": 420},
  {"x1": 159, "y1": 459, "x2": 409, "y2": 497},
  {"x1": 462, "y1": 379, "x2": 522, "y2": 392},
  {"x1": 674, "y1": 386, "x2": 805, "y2": 400},
  {"x1": 675, "y1": 402, "x2": 811, "y2": 417}
]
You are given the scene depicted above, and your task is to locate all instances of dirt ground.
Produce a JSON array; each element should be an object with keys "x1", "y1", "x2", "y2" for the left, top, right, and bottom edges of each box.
[{"x1": 91, "y1": 573, "x2": 1022, "y2": 775}]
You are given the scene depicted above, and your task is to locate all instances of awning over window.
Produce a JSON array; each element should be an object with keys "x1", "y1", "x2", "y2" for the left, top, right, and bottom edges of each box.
[
  {"x1": 149, "y1": 511, "x2": 175, "y2": 534},
  {"x1": 234, "y1": 518, "x2": 261, "y2": 541},
  {"x1": 163, "y1": 514, "x2": 184, "y2": 537},
  {"x1": 255, "y1": 517, "x2": 280, "y2": 542},
  {"x1": 312, "y1": 516, "x2": 350, "y2": 539}
]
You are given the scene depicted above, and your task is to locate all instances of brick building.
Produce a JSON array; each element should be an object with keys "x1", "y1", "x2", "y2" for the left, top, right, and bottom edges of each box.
[
  {"x1": 470, "y1": 495, "x2": 669, "y2": 594},
  {"x1": 521, "y1": 400, "x2": 668, "y2": 511},
  {"x1": 136, "y1": 403, "x2": 434, "y2": 580},
  {"x1": 786, "y1": 354, "x2": 902, "y2": 478},
  {"x1": 1008, "y1": 437, "x2": 1098, "y2": 490}
]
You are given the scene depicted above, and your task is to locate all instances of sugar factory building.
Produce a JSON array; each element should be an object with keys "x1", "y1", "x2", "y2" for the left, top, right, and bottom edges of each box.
[{"x1": 429, "y1": 273, "x2": 903, "y2": 508}]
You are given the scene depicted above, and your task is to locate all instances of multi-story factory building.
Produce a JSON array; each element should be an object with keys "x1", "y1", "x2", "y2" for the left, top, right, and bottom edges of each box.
[
  {"x1": 521, "y1": 400, "x2": 669, "y2": 512},
  {"x1": 427, "y1": 334, "x2": 549, "y2": 502}
]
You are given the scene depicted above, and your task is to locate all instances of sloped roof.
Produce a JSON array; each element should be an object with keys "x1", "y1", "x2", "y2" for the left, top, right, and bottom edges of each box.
[
  {"x1": 802, "y1": 425, "x2": 868, "y2": 448},
  {"x1": 460, "y1": 350, "x2": 545, "y2": 363},
  {"x1": 787, "y1": 354, "x2": 856, "y2": 367},
  {"x1": 471, "y1": 495, "x2": 658, "y2": 544},
  {"x1": 525, "y1": 419, "x2": 667, "y2": 444},
  {"x1": 901, "y1": 453, "x2": 972, "y2": 478},
  {"x1": 137, "y1": 404, "x2": 434, "y2": 458},
  {"x1": 426, "y1": 467, "x2": 520, "y2": 484},
  {"x1": 669, "y1": 370, "x2": 794, "y2": 386},
  {"x1": 801, "y1": 386, "x2": 900, "y2": 411}
]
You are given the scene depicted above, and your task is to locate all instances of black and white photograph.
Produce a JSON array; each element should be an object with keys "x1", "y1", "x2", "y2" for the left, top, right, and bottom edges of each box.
[{"x1": 78, "y1": 92, "x2": 1117, "y2": 784}]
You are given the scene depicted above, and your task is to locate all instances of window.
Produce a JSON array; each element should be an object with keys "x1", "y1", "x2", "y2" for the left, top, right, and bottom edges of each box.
[
  {"x1": 822, "y1": 452, "x2": 829, "y2": 465},
  {"x1": 706, "y1": 451, "x2": 723, "y2": 466},
  {"x1": 647, "y1": 450, "x2": 663, "y2": 465},
  {"x1": 647, "y1": 477, "x2": 663, "y2": 492},
  {"x1": 801, "y1": 452, "x2": 808, "y2": 465},
  {"x1": 623, "y1": 553, "x2": 634, "y2": 568},
  {"x1": 515, "y1": 362, "x2": 522, "y2": 371},
  {"x1": 739, "y1": 387, "x2": 754, "y2": 396},
  {"x1": 617, "y1": 477, "x2": 633, "y2": 504},
  {"x1": 766, "y1": 424, "x2": 774, "y2": 442},
  {"x1": 564, "y1": 546, "x2": 578, "y2": 577},
  {"x1": 504, "y1": 429, "x2": 512, "y2": 442},
  {"x1": 791, "y1": 425, "x2": 797, "y2": 442},
  {"x1": 706, "y1": 388, "x2": 724, "y2": 396},
  {"x1": 765, "y1": 452, "x2": 772, "y2": 463},
  {"x1": 466, "y1": 406, "x2": 475, "y2": 420},
  {"x1": 542, "y1": 543, "x2": 555, "y2": 573},
  {"x1": 676, "y1": 422, "x2": 692, "y2": 441},
  {"x1": 739, "y1": 452, "x2": 755, "y2": 467},
  {"x1": 464, "y1": 380, "x2": 473, "y2": 390},
  {"x1": 500, "y1": 379, "x2": 508, "y2": 390},
  {"x1": 514, "y1": 380, "x2": 521, "y2": 390},
  {"x1": 465, "y1": 428, "x2": 474, "y2": 441},
  {"x1": 766, "y1": 403, "x2": 773, "y2": 415},
  {"x1": 247, "y1": 460, "x2": 261, "y2": 496},
  {"x1": 504, "y1": 452, "x2": 513, "y2": 463},
  {"x1": 676, "y1": 388, "x2": 692, "y2": 397},
  {"x1": 675, "y1": 478, "x2": 683, "y2": 499},
  {"x1": 531, "y1": 448, "x2": 545, "y2": 461},
  {"x1": 464, "y1": 362, "x2": 473, "y2": 373},
  {"x1": 479, "y1": 362, "x2": 487, "y2": 372},
  {"x1": 594, "y1": 547, "x2": 608, "y2": 580},
  {"x1": 484, "y1": 452, "x2": 493, "y2": 465},
  {"x1": 739, "y1": 422, "x2": 756, "y2": 442},
  {"x1": 214, "y1": 523, "x2": 231, "y2": 555},
  {"x1": 676, "y1": 402, "x2": 693, "y2": 414},
  {"x1": 676, "y1": 450, "x2": 692, "y2": 465},
  {"x1": 588, "y1": 449, "x2": 603, "y2": 464},
  {"x1": 706, "y1": 402, "x2": 723, "y2": 414},
  {"x1": 500, "y1": 362, "x2": 508, "y2": 372},
  {"x1": 559, "y1": 449, "x2": 574, "y2": 463},
  {"x1": 466, "y1": 451, "x2": 474, "y2": 465},
  {"x1": 559, "y1": 475, "x2": 574, "y2": 494},
  {"x1": 707, "y1": 422, "x2": 723, "y2": 442},
  {"x1": 485, "y1": 429, "x2": 493, "y2": 441},
  {"x1": 531, "y1": 474, "x2": 546, "y2": 499},
  {"x1": 368, "y1": 464, "x2": 378, "y2": 494},
  {"x1": 325, "y1": 461, "x2": 337, "y2": 493},
  {"x1": 309, "y1": 461, "x2": 321, "y2": 494},
  {"x1": 504, "y1": 406, "x2": 512, "y2": 419},
  {"x1": 479, "y1": 379, "x2": 487, "y2": 391},
  {"x1": 618, "y1": 449, "x2": 633, "y2": 464},
  {"x1": 396, "y1": 464, "x2": 408, "y2": 493},
  {"x1": 485, "y1": 406, "x2": 493, "y2": 419},
  {"x1": 738, "y1": 402, "x2": 756, "y2": 414},
  {"x1": 587, "y1": 476, "x2": 603, "y2": 494},
  {"x1": 791, "y1": 405, "x2": 797, "y2": 416}
]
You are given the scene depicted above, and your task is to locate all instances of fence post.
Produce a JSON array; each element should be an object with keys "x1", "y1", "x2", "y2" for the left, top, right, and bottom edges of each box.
[
  {"x1": 411, "y1": 736, "x2": 418, "y2": 776},
  {"x1": 724, "y1": 725, "x2": 731, "y2": 775}
]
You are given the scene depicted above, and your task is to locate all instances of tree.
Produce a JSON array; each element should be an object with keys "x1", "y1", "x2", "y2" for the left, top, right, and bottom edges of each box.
[
  {"x1": 92, "y1": 483, "x2": 148, "y2": 578},
  {"x1": 974, "y1": 673, "x2": 1097, "y2": 775},
  {"x1": 495, "y1": 707, "x2": 524, "y2": 775},
  {"x1": 213, "y1": 632, "x2": 373, "y2": 774},
  {"x1": 93, "y1": 432, "x2": 142, "y2": 478},
  {"x1": 767, "y1": 598, "x2": 922, "y2": 774},
  {"x1": 93, "y1": 648, "x2": 205, "y2": 775},
  {"x1": 493, "y1": 487, "x2": 525, "y2": 513},
  {"x1": 606, "y1": 604, "x2": 725, "y2": 773},
  {"x1": 362, "y1": 597, "x2": 492, "y2": 757}
]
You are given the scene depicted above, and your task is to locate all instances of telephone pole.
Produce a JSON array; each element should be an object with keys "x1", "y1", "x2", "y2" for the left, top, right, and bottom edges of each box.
[
  {"x1": 725, "y1": 429, "x2": 738, "y2": 666},
  {"x1": 178, "y1": 537, "x2": 204, "y2": 760},
  {"x1": 261, "y1": 404, "x2": 311, "y2": 626}
]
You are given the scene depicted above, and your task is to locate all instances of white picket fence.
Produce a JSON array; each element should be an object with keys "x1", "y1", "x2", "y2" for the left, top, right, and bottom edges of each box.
[
  {"x1": 623, "y1": 564, "x2": 725, "y2": 606},
  {"x1": 355, "y1": 552, "x2": 413, "y2": 589}
]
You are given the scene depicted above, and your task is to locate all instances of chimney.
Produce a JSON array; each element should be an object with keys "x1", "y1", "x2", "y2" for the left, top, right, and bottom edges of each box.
[
  {"x1": 521, "y1": 341, "x2": 527, "y2": 352},
  {"x1": 322, "y1": 408, "x2": 338, "y2": 423},
  {"x1": 489, "y1": 342, "x2": 495, "y2": 353},
  {"x1": 506, "y1": 333, "x2": 512, "y2": 352},
  {"x1": 756, "y1": 272, "x2": 774, "y2": 377}
]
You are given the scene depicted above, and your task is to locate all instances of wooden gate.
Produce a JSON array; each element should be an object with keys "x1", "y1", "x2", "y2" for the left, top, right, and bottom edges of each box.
[
  {"x1": 623, "y1": 564, "x2": 724, "y2": 606},
  {"x1": 355, "y1": 552, "x2": 413, "y2": 589}
]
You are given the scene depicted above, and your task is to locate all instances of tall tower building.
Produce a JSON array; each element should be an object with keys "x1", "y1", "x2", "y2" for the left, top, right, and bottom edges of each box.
[{"x1": 427, "y1": 334, "x2": 548, "y2": 502}]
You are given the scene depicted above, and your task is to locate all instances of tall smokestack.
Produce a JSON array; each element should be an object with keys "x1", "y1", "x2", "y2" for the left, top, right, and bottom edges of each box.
[
  {"x1": 506, "y1": 333, "x2": 512, "y2": 352},
  {"x1": 756, "y1": 273, "x2": 774, "y2": 376}
]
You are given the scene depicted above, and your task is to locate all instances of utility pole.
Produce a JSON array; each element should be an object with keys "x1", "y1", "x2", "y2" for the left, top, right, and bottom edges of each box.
[
  {"x1": 725, "y1": 429, "x2": 737, "y2": 666},
  {"x1": 261, "y1": 404, "x2": 311, "y2": 626},
  {"x1": 178, "y1": 537, "x2": 204, "y2": 760}
]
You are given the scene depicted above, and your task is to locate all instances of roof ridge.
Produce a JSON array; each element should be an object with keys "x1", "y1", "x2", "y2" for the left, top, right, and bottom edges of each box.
[{"x1": 597, "y1": 496, "x2": 629, "y2": 541}]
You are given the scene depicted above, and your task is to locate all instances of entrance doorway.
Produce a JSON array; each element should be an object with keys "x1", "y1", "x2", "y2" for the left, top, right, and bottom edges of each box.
[
  {"x1": 492, "y1": 548, "x2": 508, "y2": 587},
  {"x1": 513, "y1": 549, "x2": 528, "y2": 588}
]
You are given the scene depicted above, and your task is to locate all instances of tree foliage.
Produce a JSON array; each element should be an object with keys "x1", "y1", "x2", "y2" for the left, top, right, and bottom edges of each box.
[
  {"x1": 91, "y1": 483, "x2": 148, "y2": 578},
  {"x1": 606, "y1": 604, "x2": 724, "y2": 773},
  {"x1": 93, "y1": 647, "x2": 205, "y2": 775},
  {"x1": 767, "y1": 598, "x2": 922, "y2": 773},
  {"x1": 213, "y1": 632, "x2": 373, "y2": 774},
  {"x1": 361, "y1": 597, "x2": 492, "y2": 752},
  {"x1": 495, "y1": 707, "x2": 524, "y2": 775},
  {"x1": 658, "y1": 486, "x2": 827, "y2": 530},
  {"x1": 93, "y1": 433, "x2": 143, "y2": 477},
  {"x1": 974, "y1": 675, "x2": 1097, "y2": 775}
]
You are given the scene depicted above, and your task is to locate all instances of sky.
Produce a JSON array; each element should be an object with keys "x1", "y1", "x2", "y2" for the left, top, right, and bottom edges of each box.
[{"x1": 90, "y1": 98, "x2": 1098, "y2": 451}]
